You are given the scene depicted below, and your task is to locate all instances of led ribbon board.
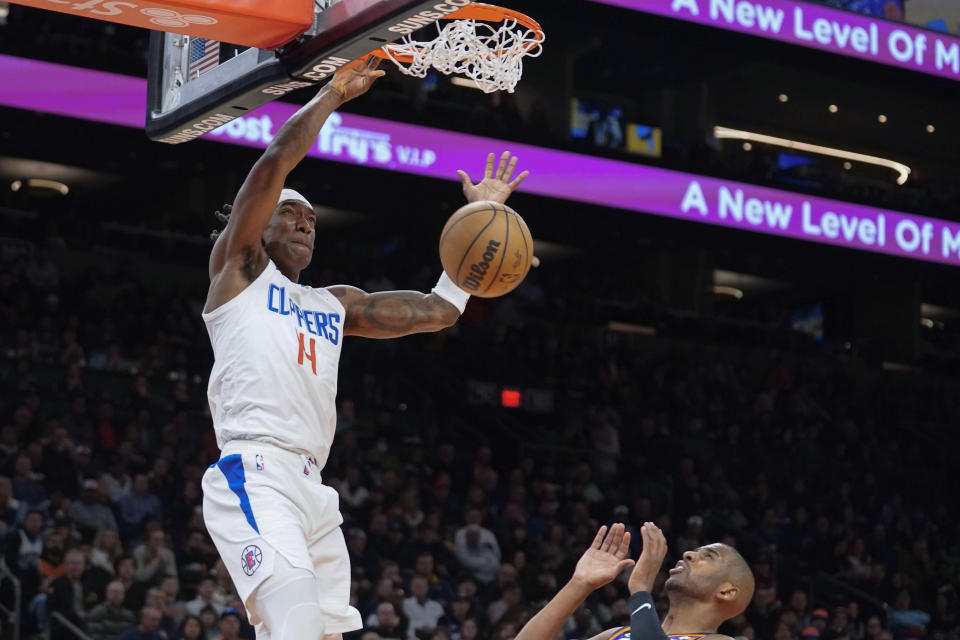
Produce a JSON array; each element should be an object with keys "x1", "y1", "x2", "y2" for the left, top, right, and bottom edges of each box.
[
  {"x1": 589, "y1": 0, "x2": 960, "y2": 83},
  {"x1": 3, "y1": 54, "x2": 960, "y2": 267}
]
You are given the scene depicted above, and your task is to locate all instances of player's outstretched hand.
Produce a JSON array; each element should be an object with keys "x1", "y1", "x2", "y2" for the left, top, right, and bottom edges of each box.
[
  {"x1": 572, "y1": 523, "x2": 635, "y2": 590},
  {"x1": 628, "y1": 522, "x2": 668, "y2": 594},
  {"x1": 329, "y1": 56, "x2": 386, "y2": 104},
  {"x1": 457, "y1": 151, "x2": 530, "y2": 205}
]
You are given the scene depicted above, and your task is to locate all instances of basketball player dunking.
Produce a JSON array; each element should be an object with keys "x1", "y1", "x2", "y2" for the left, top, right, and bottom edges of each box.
[
  {"x1": 516, "y1": 523, "x2": 755, "y2": 640},
  {"x1": 200, "y1": 57, "x2": 528, "y2": 640}
]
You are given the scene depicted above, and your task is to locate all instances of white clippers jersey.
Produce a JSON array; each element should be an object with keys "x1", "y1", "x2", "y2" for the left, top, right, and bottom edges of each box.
[{"x1": 203, "y1": 260, "x2": 345, "y2": 469}]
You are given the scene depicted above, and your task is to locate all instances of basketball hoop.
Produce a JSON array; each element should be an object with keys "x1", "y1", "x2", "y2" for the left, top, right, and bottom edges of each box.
[{"x1": 370, "y1": 3, "x2": 544, "y2": 93}]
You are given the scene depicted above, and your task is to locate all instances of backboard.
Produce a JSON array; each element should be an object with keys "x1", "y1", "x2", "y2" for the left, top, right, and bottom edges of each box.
[{"x1": 146, "y1": 0, "x2": 476, "y2": 144}]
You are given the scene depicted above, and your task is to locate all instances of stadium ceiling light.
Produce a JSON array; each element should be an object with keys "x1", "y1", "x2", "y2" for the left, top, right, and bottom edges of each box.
[
  {"x1": 24, "y1": 178, "x2": 70, "y2": 195},
  {"x1": 828, "y1": 104, "x2": 839, "y2": 113},
  {"x1": 921, "y1": 303, "x2": 960, "y2": 320},
  {"x1": 882, "y1": 361, "x2": 918, "y2": 373},
  {"x1": 714, "y1": 126, "x2": 912, "y2": 185},
  {"x1": 878, "y1": 114, "x2": 888, "y2": 123},
  {"x1": 742, "y1": 142, "x2": 752, "y2": 151},
  {"x1": 450, "y1": 76, "x2": 482, "y2": 90},
  {"x1": 607, "y1": 321, "x2": 656, "y2": 336},
  {"x1": 11, "y1": 178, "x2": 70, "y2": 195},
  {"x1": 926, "y1": 124, "x2": 936, "y2": 133},
  {"x1": 712, "y1": 285, "x2": 743, "y2": 300},
  {"x1": 778, "y1": 94, "x2": 789, "y2": 103}
]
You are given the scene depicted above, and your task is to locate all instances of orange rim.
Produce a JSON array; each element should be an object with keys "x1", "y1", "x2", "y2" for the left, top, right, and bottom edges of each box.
[{"x1": 369, "y1": 2, "x2": 543, "y2": 63}]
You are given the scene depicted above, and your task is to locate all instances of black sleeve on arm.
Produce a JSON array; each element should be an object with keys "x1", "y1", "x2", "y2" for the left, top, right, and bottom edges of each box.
[{"x1": 628, "y1": 592, "x2": 669, "y2": 640}]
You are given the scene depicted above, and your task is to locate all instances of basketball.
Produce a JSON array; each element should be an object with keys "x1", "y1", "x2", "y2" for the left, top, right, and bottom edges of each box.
[{"x1": 439, "y1": 200, "x2": 534, "y2": 298}]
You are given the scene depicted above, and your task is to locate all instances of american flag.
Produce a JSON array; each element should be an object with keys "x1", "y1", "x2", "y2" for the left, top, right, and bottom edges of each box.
[{"x1": 188, "y1": 37, "x2": 220, "y2": 78}]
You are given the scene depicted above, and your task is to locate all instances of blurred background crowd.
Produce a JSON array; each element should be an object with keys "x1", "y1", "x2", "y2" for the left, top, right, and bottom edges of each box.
[{"x1": 0, "y1": 231, "x2": 957, "y2": 640}]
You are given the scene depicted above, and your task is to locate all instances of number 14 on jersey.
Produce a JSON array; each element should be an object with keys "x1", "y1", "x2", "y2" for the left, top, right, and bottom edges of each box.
[{"x1": 297, "y1": 332, "x2": 317, "y2": 375}]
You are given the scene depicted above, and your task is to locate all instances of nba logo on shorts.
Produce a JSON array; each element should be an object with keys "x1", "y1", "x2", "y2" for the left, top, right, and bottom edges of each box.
[
  {"x1": 255, "y1": 454, "x2": 264, "y2": 471},
  {"x1": 241, "y1": 545, "x2": 262, "y2": 576},
  {"x1": 303, "y1": 461, "x2": 311, "y2": 476}
]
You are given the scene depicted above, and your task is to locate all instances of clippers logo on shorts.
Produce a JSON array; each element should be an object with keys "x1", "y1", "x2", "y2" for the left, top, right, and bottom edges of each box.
[
  {"x1": 609, "y1": 629, "x2": 708, "y2": 640},
  {"x1": 241, "y1": 545, "x2": 263, "y2": 576},
  {"x1": 255, "y1": 454, "x2": 264, "y2": 471}
]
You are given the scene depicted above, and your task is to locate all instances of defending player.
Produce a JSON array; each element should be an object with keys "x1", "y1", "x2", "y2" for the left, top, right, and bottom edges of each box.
[
  {"x1": 516, "y1": 523, "x2": 754, "y2": 640},
  {"x1": 200, "y1": 56, "x2": 528, "y2": 640}
]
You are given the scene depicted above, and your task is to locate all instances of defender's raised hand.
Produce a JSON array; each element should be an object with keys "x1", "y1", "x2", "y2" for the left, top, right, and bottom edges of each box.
[
  {"x1": 572, "y1": 524, "x2": 636, "y2": 590},
  {"x1": 457, "y1": 151, "x2": 530, "y2": 204},
  {"x1": 628, "y1": 522, "x2": 668, "y2": 594},
  {"x1": 328, "y1": 56, "x2": 386, "y2": 104}
]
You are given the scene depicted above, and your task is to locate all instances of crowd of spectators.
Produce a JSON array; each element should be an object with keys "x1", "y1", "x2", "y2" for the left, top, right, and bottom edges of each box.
[{"x1": 0, "y1": 222, "x2": 958, "y2": 640}]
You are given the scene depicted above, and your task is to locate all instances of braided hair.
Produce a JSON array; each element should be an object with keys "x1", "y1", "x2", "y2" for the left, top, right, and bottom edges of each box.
[{"x1": 210, "y1": 203, "x2": 231, "y2": 241}]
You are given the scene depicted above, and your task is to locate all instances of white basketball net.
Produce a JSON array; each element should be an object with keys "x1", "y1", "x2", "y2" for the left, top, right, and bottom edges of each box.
[{"x1": 379, "y1": 18, "x2": 544, "y2": 93}]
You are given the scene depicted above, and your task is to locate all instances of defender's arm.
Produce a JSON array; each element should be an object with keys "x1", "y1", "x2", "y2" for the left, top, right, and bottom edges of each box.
[
  {"x1": 515, "y1": 525, "x2": 634, "y2": 640},
  {"x1": 625, "y1": 523, "x2": 671, "y2": 640}
]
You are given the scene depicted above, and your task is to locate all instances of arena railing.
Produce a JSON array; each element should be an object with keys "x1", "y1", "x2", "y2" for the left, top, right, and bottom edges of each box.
[
  {"x1": 47, "y1": 611, "x2": 93, "y2": 640},
  {"x1": 0, "y1": 560, "x2": 21, "y2": 640}
]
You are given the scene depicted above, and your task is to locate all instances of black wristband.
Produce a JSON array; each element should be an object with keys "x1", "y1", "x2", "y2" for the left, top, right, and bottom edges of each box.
[{"x1": 628, "y1": 591, "x2": 668, "y2": 640}]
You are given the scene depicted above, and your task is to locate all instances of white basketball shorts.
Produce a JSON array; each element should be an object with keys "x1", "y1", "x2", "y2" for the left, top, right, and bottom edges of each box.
[{"x1": 201, "y1": 440, "x2": 361, "y2": 632}]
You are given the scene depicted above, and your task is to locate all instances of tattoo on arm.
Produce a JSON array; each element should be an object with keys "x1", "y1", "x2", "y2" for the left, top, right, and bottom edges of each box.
[{"x1": 330, "y1": 288, "x2": 459, "y2": 338}]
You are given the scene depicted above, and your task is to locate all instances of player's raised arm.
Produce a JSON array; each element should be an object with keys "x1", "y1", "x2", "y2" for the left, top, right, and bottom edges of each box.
[
  {"x1": 514, "y1": 524, "x2": 634, "y2": 640},
  {"x1": 628, "y1": 522, "x2": 668, "y2": 595},
  {"x1": 457, "y1": 150, "x2": 529, "y2": 204},
  {"x1": 622, "y1": 523, "x2": 676, "y2": 640},
  {"x1": 206, "y1": 57, "x2": 385, "y2": 301},
  {"x1": 328, "y1": 151, "x2": 529, "y2": 339}
]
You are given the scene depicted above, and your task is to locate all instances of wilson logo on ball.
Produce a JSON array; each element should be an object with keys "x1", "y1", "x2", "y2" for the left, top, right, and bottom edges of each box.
[
  {"x1": 439, "y1": 200, "x2": 533, "y2": 298},
  {"x1": 461, "y1": 240, "x2": 502, "y2": 291}
]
